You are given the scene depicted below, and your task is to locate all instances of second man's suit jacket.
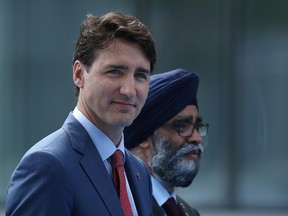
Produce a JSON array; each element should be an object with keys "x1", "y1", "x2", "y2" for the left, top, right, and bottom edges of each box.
[
  {"x1": 152, "y1": 196, "x2": 200, "y2": 216},
  {"x1": 6, "y1": 113, "x2": 153, "y2": 216}
]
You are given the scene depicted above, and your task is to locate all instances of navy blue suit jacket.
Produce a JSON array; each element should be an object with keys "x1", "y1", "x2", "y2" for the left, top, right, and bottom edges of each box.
[{"x1": 6, "y1": 113, "x2": 153, "y2": 216}]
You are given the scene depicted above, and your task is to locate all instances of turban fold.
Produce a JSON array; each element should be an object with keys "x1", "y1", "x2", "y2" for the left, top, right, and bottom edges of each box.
[{"x1": 124, "y1": 68, "x2": 199, "y2": 149}]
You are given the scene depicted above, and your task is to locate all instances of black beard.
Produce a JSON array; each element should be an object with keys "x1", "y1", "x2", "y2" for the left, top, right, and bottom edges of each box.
[{"x1": 149, "y1": 133, "x2": 201, "y2": 187}]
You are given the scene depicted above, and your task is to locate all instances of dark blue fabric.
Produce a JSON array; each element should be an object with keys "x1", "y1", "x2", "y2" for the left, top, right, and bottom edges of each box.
[
  {"x1": 6, "y1": 113, "x2": 153, "y2": 216},
  {"x1": 124, "y1": 68, "x2": 199, "y2": 149}
]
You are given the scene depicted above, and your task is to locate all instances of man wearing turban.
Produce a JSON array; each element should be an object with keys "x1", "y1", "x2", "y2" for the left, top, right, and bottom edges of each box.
[{"x1": 124, "y1": 69, "x2": 209, "y2": 216}]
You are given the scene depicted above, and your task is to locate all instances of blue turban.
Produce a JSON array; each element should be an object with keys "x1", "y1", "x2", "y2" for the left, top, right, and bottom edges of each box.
[{"x1": 124, "y1": 68, "x2": 199, "y2": 149}]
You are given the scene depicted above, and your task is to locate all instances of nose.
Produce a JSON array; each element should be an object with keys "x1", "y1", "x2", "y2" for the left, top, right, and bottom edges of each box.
[
  {"x1": 186, "y1": 129, "x2": 202, "y2": 145},
  {"x1": 119, "y1": 75, "x2": 136, "y2": 98}
]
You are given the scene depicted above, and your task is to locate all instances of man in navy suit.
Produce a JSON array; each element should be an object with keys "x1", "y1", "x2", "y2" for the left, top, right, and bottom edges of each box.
[{"x1": 6, "y1": 12, "x2": 156, "y2": 216}]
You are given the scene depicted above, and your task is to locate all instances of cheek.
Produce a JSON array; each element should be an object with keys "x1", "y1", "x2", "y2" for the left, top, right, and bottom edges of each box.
[
  {"x1": 143, "y1": 84, "x2": 150, "y2": 97},
  {"x1": 168, "y1": 138, "x2": 188, "y2": 153},
  {"x1": 138, "y1": 85, "x2": 149, "y2": 103},
  {"x1": 159, "y1": 133, "x2": 185, "y2": 150},
  {"x1": 85, "y1": 81, "x2": 106, "y2": 105},
  {"x1": 157, "y1": 129, "x2": 182, "y2": 142},
  {"x1": 170, "y1": 142, "x2": 184, "y2": 152}
]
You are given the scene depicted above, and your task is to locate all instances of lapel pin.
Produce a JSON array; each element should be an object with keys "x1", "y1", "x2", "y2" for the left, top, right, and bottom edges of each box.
[{"x1": 136, "y1": 172, "x2": 141, "y2": 181}]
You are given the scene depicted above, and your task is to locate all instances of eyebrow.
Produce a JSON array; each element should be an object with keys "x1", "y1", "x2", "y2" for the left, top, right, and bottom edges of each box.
[
  {"x1": 106, "y1": 64, "x2": 150, "y2": 74},
  {"x1": 136, "y1": 67, "x2": 151, "y2": 74},
  {"x1": 172, "y1": 115, "x2": 203, "y2": 124},
  {"x1": 106, "y1": 64, "x2": 128, "y2": 70},
  {"x1": 172, "y1": 116, "x2": 193, "y2": 124}
]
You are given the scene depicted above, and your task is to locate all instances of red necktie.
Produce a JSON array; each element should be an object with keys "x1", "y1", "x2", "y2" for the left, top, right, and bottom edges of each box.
[
  {"x1": 162, "y1": 197, "x2": 180, "y2": 216},
  {"x1": 110, "y1": 150, "x2": 133, "y2": 216}
]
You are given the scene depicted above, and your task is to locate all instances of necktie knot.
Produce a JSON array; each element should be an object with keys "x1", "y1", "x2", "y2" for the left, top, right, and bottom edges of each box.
[
  {"x1": 162, "y1": 197, "x2": 180, "y2": 216},
  {"x1": 110, "y1": 150, "x2": 124, "y2": 168}
]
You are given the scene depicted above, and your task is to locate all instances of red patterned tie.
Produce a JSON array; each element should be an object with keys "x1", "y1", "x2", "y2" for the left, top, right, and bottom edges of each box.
[
  {"x1": 110, "y1": 150, "x2": 133, "y2": 216},
  {"x1": 162, "y1": 197, "x2": 180, "y2": 216}
]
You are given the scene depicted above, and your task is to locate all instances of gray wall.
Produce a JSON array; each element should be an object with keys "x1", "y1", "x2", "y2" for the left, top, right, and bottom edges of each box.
[{"x1": 1, "y1": 0, "x2": 288, "y2": 213}]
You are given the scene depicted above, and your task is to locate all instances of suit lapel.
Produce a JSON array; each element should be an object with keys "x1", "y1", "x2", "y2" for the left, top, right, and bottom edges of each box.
[
  {"x1": 62, "y1": 114, "x2": 124, "y2": 216},
  {"x1": 80, "y1": 145, "x2": 124, "y2": 215},
  {"x1": 124, "y1": 150, "x2": 150, "y2": 215},
  {"x1": 124, "y1": 151, "x2": 141, "y2": 212},
  {"x1": 152, "y1": 197, "x2": 164, "y2": 216}
]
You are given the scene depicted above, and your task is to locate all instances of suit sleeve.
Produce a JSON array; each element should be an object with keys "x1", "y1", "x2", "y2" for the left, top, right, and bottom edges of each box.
[{"x1": 6, "y1": 151, "x2": 73, "y2": 216}]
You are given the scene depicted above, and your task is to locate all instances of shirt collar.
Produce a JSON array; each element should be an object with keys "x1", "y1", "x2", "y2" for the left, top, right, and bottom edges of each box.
[
  {"x1": 151, "y1": 175, "x2": 177, "y2": 207},
  {"x1": 72, "y1": 107, "x2": 126, "y2": 161}
]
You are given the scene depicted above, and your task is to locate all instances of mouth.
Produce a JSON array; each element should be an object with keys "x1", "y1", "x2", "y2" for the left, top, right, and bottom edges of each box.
[
  {"x1": 184, "y1": 148, "x2": 201, "y2": 161},
  {"x1": 113, "y1": 101, "x2": 136, "y2": 111}
]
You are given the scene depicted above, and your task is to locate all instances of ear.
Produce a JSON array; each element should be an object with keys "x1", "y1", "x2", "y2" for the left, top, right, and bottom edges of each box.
[
  {"x1": 136, "y1": 137, "x2": 154, "y2": 165},
  {"x1": 73, "y1": 60, "x2": 85, "y2": 88},
  {"x1": 139, "y1": 137, "x2": 153, "y2": 149}
]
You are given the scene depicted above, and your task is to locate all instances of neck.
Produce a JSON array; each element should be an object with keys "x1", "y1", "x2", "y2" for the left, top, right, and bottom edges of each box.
[
  {"x1": 153, "y1": 174, "x2": 175, "y2": 194},
  {"x1": 76, "y1": 103, "x2": 123, "y2": 146}
]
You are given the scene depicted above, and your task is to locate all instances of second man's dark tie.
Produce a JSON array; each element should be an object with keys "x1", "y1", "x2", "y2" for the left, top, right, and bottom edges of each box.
[{"x1": 162, "y1": 197, "x2": 180, "y2": 216}]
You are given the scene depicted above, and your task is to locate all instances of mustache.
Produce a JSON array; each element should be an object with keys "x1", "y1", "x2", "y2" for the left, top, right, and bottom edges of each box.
[{"x1": 172, "y1": 143, "x2": 204, "y2": 159}]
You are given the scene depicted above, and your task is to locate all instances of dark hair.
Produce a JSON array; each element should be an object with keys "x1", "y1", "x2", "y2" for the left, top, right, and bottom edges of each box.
[{"x1": 73, "y1": 12, "x2": 157, "y2": 96}]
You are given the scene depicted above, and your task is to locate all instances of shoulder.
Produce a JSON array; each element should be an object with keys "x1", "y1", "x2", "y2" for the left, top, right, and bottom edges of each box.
[
  {"x1": 177, "y1": 195, "x2": 200, "y2": 216},
  {"x1": 6, "y1": 142, "x2": 73, "y2": 215},
  {"x1": 24, "y1": 128, "x2": 71, "y2": 161}
]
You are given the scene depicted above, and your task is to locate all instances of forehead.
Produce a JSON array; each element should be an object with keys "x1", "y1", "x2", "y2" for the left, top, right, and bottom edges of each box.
[
  {"x1": 167, "y1": 105, "x2": 199, "y2": 123},
  {"x1": 93, "y1": 39, "x2": 150, "y2": 69}
]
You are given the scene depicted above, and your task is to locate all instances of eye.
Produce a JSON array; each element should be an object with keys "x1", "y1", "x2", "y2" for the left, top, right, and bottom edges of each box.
[
  {"x1": 108, "y1": 69, "x2": 122, "y2": 75},
  {"x1": 194, "y1": 121, "x2": 204, "y2": 130},
  {"x1": 105, "y1": 69, "x2": 124, "y2": 78},
  {"x1": 173, "y1": 123, "x2": 190, "y2": 133},
  {"x1": 135, "y1": 71, "x2": 150, "y2": 81}
]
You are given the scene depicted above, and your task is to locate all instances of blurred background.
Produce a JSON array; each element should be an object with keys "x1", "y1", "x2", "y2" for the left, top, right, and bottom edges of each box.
[{"x1": 0, "y1": 0, "x2": 287, "y2": 215}]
